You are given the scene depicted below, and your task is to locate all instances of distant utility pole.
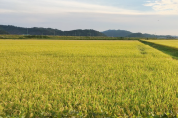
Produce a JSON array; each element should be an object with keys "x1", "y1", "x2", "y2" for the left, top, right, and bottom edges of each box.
[
  {"x1": 54, "y1": 30, "x2": 55, "y2": 36},
  {"x1": 78, "y1": 32, "x2": 80, "y2": 39},
  {"x1": 79, "y1": 32, "x2": 81, "y2": 36},
  {"x1": 90, "y1": 29, "x2": 92, "y2": 37},
  {"x1": 89, "y1": 30, "x2": 92, "y2": 39},
  {"x1": 27, "y1": 28, "x2": 28, "y2": 35}
]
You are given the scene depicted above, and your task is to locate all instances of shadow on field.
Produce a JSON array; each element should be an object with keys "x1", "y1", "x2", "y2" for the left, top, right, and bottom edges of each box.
[{"x1": 139, "y1": 40, "x2": 178, "y2": 60}]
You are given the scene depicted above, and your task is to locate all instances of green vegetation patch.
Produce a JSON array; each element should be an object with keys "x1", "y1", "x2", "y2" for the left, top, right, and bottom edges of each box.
[{"x1": 0, "y1": 35, "x2": 139, "y2": 40}]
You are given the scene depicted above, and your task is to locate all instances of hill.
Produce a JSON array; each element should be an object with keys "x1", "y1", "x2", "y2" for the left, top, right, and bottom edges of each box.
[
  {"x1": 0, "y1": 25, "x2": 105, "y2": 36},
  {"x1": 0, "y1": 29, "x2": 9, "y2": 34},
  {"x1": 127, "y1": 33, "x2": 144, "y2": 37},
  {"x1": 102, "y1": 30, "x2": 132, "y2": 37},
  {"x1": 103, "y1": 29, "x2": 177, "y2": 38}
]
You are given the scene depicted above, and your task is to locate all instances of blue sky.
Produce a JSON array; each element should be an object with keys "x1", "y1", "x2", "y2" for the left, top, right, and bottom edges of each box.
[{"x1": 0, "y1": 0, "x2": 178, "y2": 35}]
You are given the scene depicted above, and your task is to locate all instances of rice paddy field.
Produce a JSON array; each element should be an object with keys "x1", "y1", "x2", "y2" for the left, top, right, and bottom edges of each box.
[
  {"x1": 1, "y1": 39, "x2": 178, "y2": 117},
  {"x1": 146, "y1": 40, "x2": 178, "y2": 49}
]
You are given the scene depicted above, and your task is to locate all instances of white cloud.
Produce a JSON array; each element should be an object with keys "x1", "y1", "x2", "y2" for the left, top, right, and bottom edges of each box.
[
  {"x1": 1, "y1": 0, "x2": 178, "y2": 15},
  {"x1": 0, "y1": 9, "x2": 15, "y2": 13},
  {"x1": 0, "y1": 0, "x2": 152, "y2": 15},
  {"x1": 144, "y1": 0, "x2": 178, "y2": 14}
]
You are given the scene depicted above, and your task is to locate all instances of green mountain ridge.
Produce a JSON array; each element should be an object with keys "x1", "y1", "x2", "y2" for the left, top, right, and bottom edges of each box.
[
  {"x1": 0, "y1": 25, "x2": 177, "y2": 38},
  {"x1": 102, "y1": 30, "x2": 132, "y2": 37},
  {"x1": 0, "y1": 29, "x2": 9, "y2": 34},
  {"x1": 0, "y1": 25, "x2": 105, "y2": 36},
  {"x1": 102, "y1": 30, "x2": 177, "y2": 38}
]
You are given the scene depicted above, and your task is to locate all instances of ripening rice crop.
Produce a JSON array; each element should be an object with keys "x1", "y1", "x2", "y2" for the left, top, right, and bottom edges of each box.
[
  {"x1": 0, "y1": 40, "x2": 178, "y2": 117},
  {"x1": 146, "y1": 40, "x2": 178, "y2": 49}
]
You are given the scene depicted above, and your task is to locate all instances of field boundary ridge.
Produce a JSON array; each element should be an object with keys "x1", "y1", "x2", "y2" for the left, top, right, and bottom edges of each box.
[{"x1": 139, "y1": 39, "x2": 178, "y2": 59}]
